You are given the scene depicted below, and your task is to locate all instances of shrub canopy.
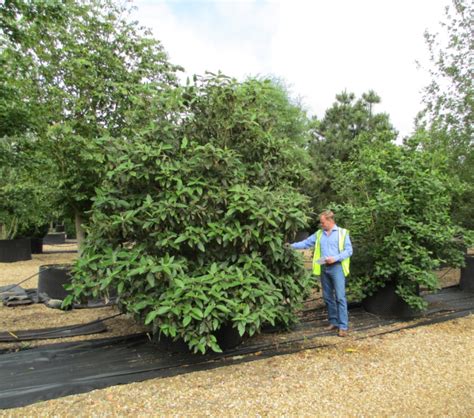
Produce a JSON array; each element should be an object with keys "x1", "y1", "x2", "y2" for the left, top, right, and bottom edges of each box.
[
  {"x1": 332, "y1": 133, "x2": 468, "y2": 309},
  {"x1": 66, "y1": 75, "x2": 313, "y2": 353}
]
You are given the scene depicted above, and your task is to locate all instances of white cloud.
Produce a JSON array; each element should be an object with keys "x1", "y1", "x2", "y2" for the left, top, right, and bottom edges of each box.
[
  {"x1": 133, "y1": 0, "x2": 275, "y2": 78},
  {"x1": 132, "y1": 0, "x2": 448, "y2": 138}
]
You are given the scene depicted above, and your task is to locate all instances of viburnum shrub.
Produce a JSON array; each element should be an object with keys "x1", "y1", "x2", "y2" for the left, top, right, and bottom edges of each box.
[
  {"x1": 64, "y1": 74, "x2": 313, "y2": 353},
  {"x1": 331, "y1": 133, "x2": 470, "y2": 310}
]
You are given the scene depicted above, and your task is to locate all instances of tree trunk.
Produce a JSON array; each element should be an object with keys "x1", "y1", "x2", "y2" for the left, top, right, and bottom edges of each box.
[{"x1": 74, "y1": 210, "x2": 86, "y2": 250}]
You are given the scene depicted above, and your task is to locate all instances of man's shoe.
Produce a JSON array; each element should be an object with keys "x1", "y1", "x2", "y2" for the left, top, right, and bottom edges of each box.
[
  {"x1": 338, "y1": 329, "x2": 348, "y2": 337},
  {"x1": 325, "y1": 324, "x2": 338, "y2": 331}
]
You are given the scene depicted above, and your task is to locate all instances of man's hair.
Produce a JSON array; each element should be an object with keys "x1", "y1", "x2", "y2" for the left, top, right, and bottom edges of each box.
[{"x1": 319, "y1": 210, "x2": 335, "y2": 221}]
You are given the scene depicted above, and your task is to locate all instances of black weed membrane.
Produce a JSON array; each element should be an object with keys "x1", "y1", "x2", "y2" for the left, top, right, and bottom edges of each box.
[
  {"x1": 0, "y1": 320, "x2": 108, "y2": 343},
  {"x1": 0, "y1": 287, "x2": 472, "y2": 409}
]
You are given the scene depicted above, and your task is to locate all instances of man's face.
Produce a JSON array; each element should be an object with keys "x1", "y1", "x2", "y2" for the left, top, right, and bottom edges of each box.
[{"x1": 319, "y1": 215, "x2": 333, "y2": 231}]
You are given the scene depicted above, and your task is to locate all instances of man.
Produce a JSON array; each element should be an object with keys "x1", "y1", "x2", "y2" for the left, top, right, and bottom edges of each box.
[{"x1": 291, "y1": 210, "x2": 353, "y2": 337}]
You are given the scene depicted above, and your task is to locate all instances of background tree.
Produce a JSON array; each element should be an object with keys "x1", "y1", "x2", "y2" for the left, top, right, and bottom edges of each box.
[
  {"x1": 65, "y1": 74, "x2": 314, "y2": 354},
  {"x1": 0, "y1": 0, "x2": 182, "y2": 245},
  {"x1": 416, "y1": 0, "x2": 473, "y2": 229},
  {"x1": 0, "y1": 136, "x2": 55, "y2": 240},
  {"x1": 307, "y1": 91, "x2": 396, "y2": 221}
]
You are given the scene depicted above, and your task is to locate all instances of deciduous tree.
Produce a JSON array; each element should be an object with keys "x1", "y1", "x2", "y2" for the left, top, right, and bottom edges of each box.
[
  {"x1": 416, "y1": 0, "x2": 473, "y2": 228},
  {"x1": 1, "y1": 0, "x2": 182, "y2": 245}
]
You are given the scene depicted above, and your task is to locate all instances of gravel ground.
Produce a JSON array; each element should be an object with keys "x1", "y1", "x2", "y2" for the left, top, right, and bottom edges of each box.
[
  {"x1": 0, "y1": 242, "x2": 78, "y2": 288},
  {"x1": 2, "y1": 315, "x2": 473, "y2": 417},
  {"x1": 0, "y1": 242, "x2": 146, "y2": 352},
  {"x1": 1, "y1": 244, "x2": 472, "y2": 416}
]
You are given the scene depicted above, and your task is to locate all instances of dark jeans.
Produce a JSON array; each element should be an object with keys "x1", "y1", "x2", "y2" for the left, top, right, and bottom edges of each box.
[{"x1": 321, "y1": 263, "x2": 348, "y2": 330}]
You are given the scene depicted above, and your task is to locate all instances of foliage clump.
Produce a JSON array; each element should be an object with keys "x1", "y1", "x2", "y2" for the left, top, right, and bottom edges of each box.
[
  {"x1": 332, "y1": 134, "x2": 468, "y2": 310},
  {"x1": 0, "y1": 137, "x2": 55, "y2": 240},
  {"x1": 66, "y1": 75, "x2": 313, "y2": 353},
  {"x1": 417, "y1": 0, "x2": 473, "y2": 229},
  {"x1": 0, "y1": 0, "x2": 183, "y2": 244}
]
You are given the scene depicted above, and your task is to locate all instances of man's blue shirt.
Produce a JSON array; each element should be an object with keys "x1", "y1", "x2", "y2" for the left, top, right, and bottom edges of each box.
[{"x1": 291, "y1": 225, "x2": 353, "y2": 262}]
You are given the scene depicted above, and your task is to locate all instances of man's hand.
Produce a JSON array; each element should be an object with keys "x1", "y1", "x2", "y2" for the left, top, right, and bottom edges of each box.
[{"x1": 325, "y1": 256, "x2": 336, "y2": 264}]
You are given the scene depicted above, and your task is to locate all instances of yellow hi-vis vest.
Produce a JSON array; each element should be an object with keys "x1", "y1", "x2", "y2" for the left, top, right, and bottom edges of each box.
[{"x1": 312, "y1": 228, "x2": 350, "y2": 277}]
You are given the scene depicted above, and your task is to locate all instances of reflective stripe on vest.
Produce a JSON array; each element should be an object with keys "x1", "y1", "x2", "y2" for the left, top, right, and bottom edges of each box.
[{"x1": 312, "y1": 228, "x2": 350, "y2": 277}]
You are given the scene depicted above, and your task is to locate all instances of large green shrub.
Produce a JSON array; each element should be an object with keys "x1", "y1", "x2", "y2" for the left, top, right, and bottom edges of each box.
[
  {"x1": 331, "y1": 133, "x2": 468, "y2": 310},
  {"x1": 65, "y1": 75, "x2": 313, "y2": 353}
]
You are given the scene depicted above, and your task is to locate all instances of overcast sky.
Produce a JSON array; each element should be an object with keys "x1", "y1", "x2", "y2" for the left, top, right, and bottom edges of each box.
[{"x1": 132, "y1": 0, "x2": 449, "y2": 139}]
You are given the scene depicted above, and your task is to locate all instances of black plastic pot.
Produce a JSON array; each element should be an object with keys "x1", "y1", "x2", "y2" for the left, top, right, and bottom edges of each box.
[
  {"x1": 43, "y1": 232, "x2": 66, "y2": 245},
  {"x1": 30, "y1": 238, "x2": 43, "y2": 254},
  {"x1": 154, "y1": 334, "x2": 191, "y2": 354},
  {"x1": 214, "y1": 323, "x2": 243, "y2": 350},
  {"x1": 362, "y1": 281, "x2": 420, "y2": 319},
  {"x1": 154, "y1": 323, "x2": 244, "y2": 354},
  {"x1": 0, "y1": 239, "x2": 32, "y2": 263},
  {"x1": 460, "y1": 255, "x2": 474, "y2": 292},
  {"x1": 38, "y1": 264, "x2": 72, "y2": 300}
]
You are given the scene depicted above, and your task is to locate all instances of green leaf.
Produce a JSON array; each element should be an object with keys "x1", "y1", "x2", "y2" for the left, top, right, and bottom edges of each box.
[
  {"x1": 117, "y1": 282, "x2": 124, "y2": 294},
  {"x1": 237, "y1": 322, "x2": 245, "y2": 336},
  {"x1": 204, "y1": 304, "x2": 214, "y2": 317},
  {"x1": 216, "y1": 304, "x2": 231, "y2": 314},
  {"x1": 145, "y1": 310, "x2": 159, "y2": 325},
  {"x1": 155, "y1": 306, "x2": 171, "y2": 315},
  {"x1": 209, "y1": 340, "x2": 223, "y2": 353},
  {"x1": 61, "y1": 294, "x2": 74, "y2": 309},
  {"x1": 146, "y1": 272, "x2": 155, "y2": 287},
  {"x1": 191, "y1": 307, "x2": 203, "y2": 319},
  {"x1": 134, "y1": 300, "x2": 151, "y2": 311},
  {"x1": 174, "y1": 235, "x2": 187, "y2": 244},
  {"x1": 183, "y1": 316, "x2": 192, "y2": 326}
]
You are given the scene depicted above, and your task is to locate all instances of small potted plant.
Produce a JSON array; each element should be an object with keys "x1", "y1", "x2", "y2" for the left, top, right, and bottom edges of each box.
[
  {"x1": 15, "y1": 221, "x2": 50, "y2": 254},
  {"x1": 0, "y1": 194, "x2": 52, "y2": 261},
  {"x1": 0, "y1": 136, "x2": 57, "y2": 261},
  {"x1": 0, "y1": 216, "x2": 32, "y2": 262}
]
